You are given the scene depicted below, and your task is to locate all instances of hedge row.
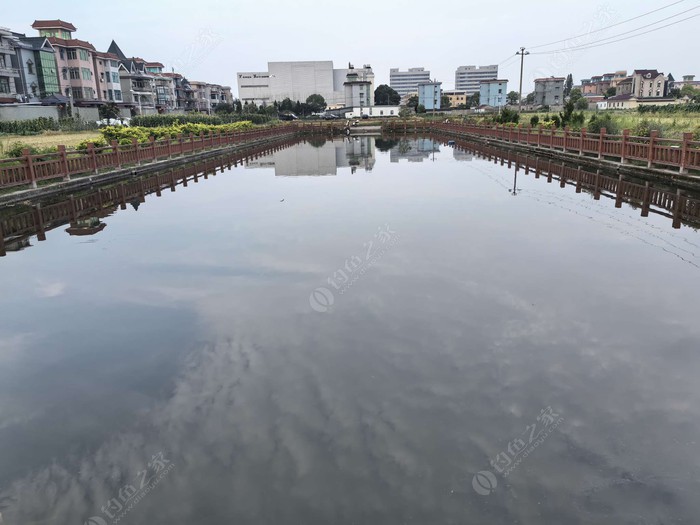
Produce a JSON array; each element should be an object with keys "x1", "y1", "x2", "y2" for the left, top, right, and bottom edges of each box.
[
  {"x1": 96, "y1": 121, "x2": 255, "y2": 146},
  {"x1": 130, "y1": 113, "x2": 273, "y2": 127}
]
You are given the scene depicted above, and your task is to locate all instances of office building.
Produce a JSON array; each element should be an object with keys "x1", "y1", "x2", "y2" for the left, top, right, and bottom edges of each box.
[
  {"x1": 389, "y1": 67, "x2": 431, "y2": 97},
  {"x1": 455, "y1": 65, "x2": 498, "y2": 95}
]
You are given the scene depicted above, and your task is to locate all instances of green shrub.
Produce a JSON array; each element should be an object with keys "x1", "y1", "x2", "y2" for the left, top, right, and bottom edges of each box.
[
  {"x1": 97, "y1": 121, "x2": 255, "y2": 145},
  {"x1": 75, "y1": 137, "x2": 109, "y2": 150},
  {"x1": 588, "y1": 113, "x2": 619, "y2": 135},
  {"x1": 2, "y1": 141, "x2": 57, "y2": 159},
  {"x1": 530, "y1": 115, "x2": 539, "y2": 127},
  {"x1": 130, "y1": 114, "x2": 272, "y2": 127},
  {"x1": 0, "y1": 117, "x2": 59, "y2": 135}
]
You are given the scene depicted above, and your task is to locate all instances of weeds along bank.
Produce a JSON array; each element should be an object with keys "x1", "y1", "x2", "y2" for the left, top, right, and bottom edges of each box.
[{"x1": 1, "y1": 120, "x2": 256, "y2": 159}]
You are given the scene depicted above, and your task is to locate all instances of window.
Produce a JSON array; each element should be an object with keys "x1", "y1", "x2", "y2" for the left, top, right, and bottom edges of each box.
[
  {"x1": 108, "y1": 89, "x2": 113, "y2": 100},
  {"x1": 0, "y1": 78, "x2": 10, "y2": 94},
  {"x1": 100, "y1": 72, "x2": 104, "y2": 82},
  {"x1": 27, "y1": 60, "x2": 34, "y2": 74},
  {"x1": 111, "y1": 72, "x2": 119, "y2": 83},
  {"x1": 71, "y1": 87, "x2": 82, "y2": 99},
  {"x1": 82, "y1": 68, "x2": 92, "y2": 80},
  {"x1": 62, "y1": 68, "x2": 68, "y2": 80},
  {"x1": 79, "y1": 49, "x2": 89, "y2": 61},
  {"x1": 114, "y1": 90, "x2": 122, "y2": 101},
  {"x1": 59, "y1": 48, "x2": 65, "y2": 60},
  {"x1": 110, "y1": 60, "x2": 119, "y2": 68},
  {"x1": 66, "y1": 49, "x2": 77, "y2": 60},
  {"x1": 69, "y1": 68, "x2": 80, "y2": 80},
  {"x1": 103, "y1": 90, "x2": 107, "y2": 99}
]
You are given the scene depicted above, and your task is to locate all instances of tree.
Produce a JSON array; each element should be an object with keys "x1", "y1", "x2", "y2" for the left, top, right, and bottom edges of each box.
[
  {"x1": 440, "y1": 95, "x2": 451, "y2": 108},
  {"x1": 564, "y1": 73, "x2": 574, "y2": 97},
  {"x1": 506, "y1": 91, "x2": 519, "y2": 105},
  {"x1": 242, "y1": 101, "x2": 258, "y2": 114},
  {"x1": 669, "y1": 87, "x2": 682, "y2": 99},
  {"x1": 214, "y1": 103, "x2": 235, "y2": 114},
  {"x1": 99, "y1": 102, "x2": 120, "y2": 120},
  {"x1": 374, "y1": 84, "x2": 401, "y2": 105},
  {"x1": 681, "y1": 84, "x2": 700, "y2": 100},
  {"x1": 279, "y1": 98, "x2": 294, "y2": 111},
  {"x1": 406, "y1": 95, "x2": 419, "y2": 109},
  {"x1": 305, "y1": 94, "x2": 326, "y2": 113},
  {"x1": 398, "y1": 107, "x2": 413, "y2": 119},
  {"x1": 416, "y1": 104, "x2": 426, "y2": 114},
  {"x1": 525, "y1": 92, "x2": 535, "y2": 105},
  {"x1": 559, "y1": 100, "x2": 585, "y2": 128},
  {"x1": 569, "y1": 88, "x2": 583, "y2": 103},
  {"x1": 575, "y1": 97, "x2": 589, "y2": 110},
  {"x1": 467, "y1": 92, "x2": 480, "y2": 108},
  {"x1": 235, "y1": 99, "x2": 242, "y2": 113},
  {"x1": 605, "y1": 87, "x2": 617, "y2": 99}
]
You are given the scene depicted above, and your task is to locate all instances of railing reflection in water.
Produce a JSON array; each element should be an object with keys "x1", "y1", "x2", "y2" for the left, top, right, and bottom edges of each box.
[
  {"x1": 0, "y1": 136, "x2": 298, "y2": 257},
  {"x1": 426, "y1": 134, "x2": 700, "y2": 230}
]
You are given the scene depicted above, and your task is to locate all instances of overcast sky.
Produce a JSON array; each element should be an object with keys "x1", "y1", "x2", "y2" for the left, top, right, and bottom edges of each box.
[{"x1": 4, "y1": 0, "x2": 697, "y2": 95}]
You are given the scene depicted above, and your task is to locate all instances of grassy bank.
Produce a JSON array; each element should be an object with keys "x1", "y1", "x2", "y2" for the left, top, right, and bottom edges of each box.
[{"x1": 0, "y1": 130, "x2": 101, "y2": 157}]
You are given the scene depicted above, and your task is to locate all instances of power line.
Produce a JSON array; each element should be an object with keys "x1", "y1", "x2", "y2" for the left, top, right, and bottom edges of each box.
[
  {"x1": 530, "y1": 13, "x2": 699, "y2": 54},
  {"x1": 528, "y1": 0, "x2": 688, "y2": 50},
  {"x1": 530, "y1": 6, "x2": 699, "y2": 54}
]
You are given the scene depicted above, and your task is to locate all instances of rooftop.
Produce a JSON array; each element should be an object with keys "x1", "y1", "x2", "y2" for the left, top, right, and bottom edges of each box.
[
  {"x1": 32, "y1": 19, "x2": 77, "y2": 31},
  {"x1": 46, "y1": 36, "x2": 95, "y2": 51}
]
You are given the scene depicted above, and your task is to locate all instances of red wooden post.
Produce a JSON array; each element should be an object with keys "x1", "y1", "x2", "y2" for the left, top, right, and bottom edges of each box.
[
  {"x1": 167, "y1": 137, "x2": 173, "y2": 159},
  {"x1": 615, "y1": 174, "x2": 624, "y2": 208},
  {"x1": 34, "y1": 203, "x2": 46, "y2": 241},
  {"x1": 58, "y1": 145, "x2": 70, "y2": 181},
  {"x1": 149, "y1": 136, "x2": 156, "y2": 160},
  {"x1": 579, "y1": 128, "x2": 586, "y2": 156},
  {"x1": 190, "y1": 133, "x2": 195, "y2": 153},
  {"x1": 112, "y1": 140, "x2": 121, "y2": 168},
  {"x1": 88, "y1": 143, "x2": 98, "y2": 174},
  {"x1": 132, "y1": 138, "x2": 140, "y2": 165},
  {"x1": 679, "y1": 132, "x2": 692, "y2": 174},
  {"x1": 647, "y1": 130, "x2": 659, "y2": 168},
  {"x1": 620, "y1": 129, "x2": 630, "y2": 164},
  {"x1": 69, "y1": 194, "x2": 78, "y2": 221},
  {"x1": 550, "y1": 127, "x2": 555, "y2": 149},
  {"x1": 0, "y1": 220, "x2": 6, "y2": 257},
  {"x1": 537, "y1": 125, "x2": 542, "y2": 147},
  {"x1": 563, "y1": 126, "x2": 570, "y2": 153},
  {"x1": 23, "y1": 148, "x2": 37, "y2": 189},
  {"x1": 597, "y1": 128, "x2": 606, "y2": 159}
]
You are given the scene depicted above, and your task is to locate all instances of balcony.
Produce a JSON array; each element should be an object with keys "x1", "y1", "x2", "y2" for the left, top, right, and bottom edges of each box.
[
  {"x1": 0, "y1": 43, "x2": 16, "y2": 55},
  {"x1": 0, "y1": 65, "x2": 20, "y2": 77}
]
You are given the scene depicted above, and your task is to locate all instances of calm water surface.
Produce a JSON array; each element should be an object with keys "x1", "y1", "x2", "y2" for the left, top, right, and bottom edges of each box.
[{"x1": 1, "y1": 137, "x2": 699, "y2": 524}]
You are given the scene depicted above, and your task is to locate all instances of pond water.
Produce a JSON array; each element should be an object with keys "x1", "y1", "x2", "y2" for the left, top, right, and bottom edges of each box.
[{"x1": 1, "y1": 136, "x2": 699, "y2": 525}]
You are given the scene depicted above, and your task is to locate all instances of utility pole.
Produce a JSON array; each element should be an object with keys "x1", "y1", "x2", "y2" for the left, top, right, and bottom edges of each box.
[{"x1": 516, "y1": 47, "x2": 529, "y2": 112}]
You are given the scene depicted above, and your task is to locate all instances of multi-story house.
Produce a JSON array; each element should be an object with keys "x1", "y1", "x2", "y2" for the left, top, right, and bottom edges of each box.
[
  {"x1": 0, "y1": 27, "x2": 21, "y2": 103},
  {"x1": 533, "y1": 77, "x2": 565, "y2": 106},
  {"x1": 163, "y1": 72, "x2": 195, "y2": 111},
  {"x1": 442, "y1": 90, "x2": 467, "y2": 107},
  {"x1": 479, "y1": 79, "x2": 508, "y2": 107},
  {"x1": 389, "y1": 67, "x2": 431, "y2": 97},
  {"x1": 581, "y1": 71, "x2": 627, "y2": 96},
  {"x1": 631, "y1": 69, "x2": 668, "y2": 99},
  {"x1": 417, "y1": 81, "x2": 441, "y2": 110},
  {"x1": 189, "y1": 80, "x2": 211, "y2": 112},
  {"x1": 92, "y1": 51, "x2": 122, "y2": 103},
  {"x1": 31, "y1": 20, "x2": 99, "y2": 106},
  {"x1": 107, "y1": 41, "x2": 157, "y2": 114},
  {"x1": 11, "y1": 33, "x2": 60, "y2": 102},
  {"x1": 455, "y1": 65, "x2": 498, "y2": 95}
]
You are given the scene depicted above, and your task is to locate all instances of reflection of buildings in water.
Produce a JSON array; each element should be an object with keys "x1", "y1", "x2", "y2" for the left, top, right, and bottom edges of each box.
[
  {"x1": 245, "y1": 137, "x2": 375, "y2": 176},
  {"x1": 65, "y1": 217, "x2": 107, "y2": 236},
  {"x1": 452, "y1": 148, "x2": 474, "y2": 162},
  {"x1": 389, "y1": 138, "x2": 439, "y2": 163},
  {"x1": 3, "y1": 238, "x2": 31, "y2": 253}
]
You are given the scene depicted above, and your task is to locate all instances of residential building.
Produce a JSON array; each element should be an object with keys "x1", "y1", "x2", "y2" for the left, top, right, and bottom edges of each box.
[
  {"x1": 455, "y1": 65, "x2": 498, "y2": 95},
  {"x1": 190, "y1": 80, "x2": 211, "y2": 112},
  {"x1": 0, "y1": 28, "x2": 22, "y2": 103},
  {"x1": 672, "y1": 74, "x2": 700, "y2": 91},
  {"x1": 631, "y1": 69, "x2": 668, "y2": 99},
  {"x1": 580, "y1": 70, "x2": 627, "y2": 96},
  {"x1": 92, "y1": 51, "x2": 122, "y2": 103},
  {"x1": 418, "y1": 81, "x2": 441, "y2": 110},
  {"x1": 32, "y1": 20, "x2": 99, "y2": 106},
  {"x1": 108, "y1": 41, "x2": 167, "y2": 114},
  {"x1": 442, "y1": 90, "x2": 467, "y2": 107},
  {"x1": 616, "y1": 77, "x2": 633, "y2": 96},
  {"x1": 207, "y1": 83, "x2": 232, "y2": 110},
  {"x1": 237, "y1": 61, "x2": 374, "y2": 108},
  {"x1": 11, "y1": 33, "x2": 60, "y2": 102},
  {"x1": 389, "y1": 67, "x2": 431, "y2": 97},
  {"x1": 343, "y1": 70, "x2": 371, "y2": 112},
  {"x1": 163, "y1": 73, "x2": 194, "y2": 111},
  {"x1": 479, "y1": 79, "x2": 508, "y2": 107},
  {"x1": 533, "y1": 77, "x2": 565, "y2": 106}
]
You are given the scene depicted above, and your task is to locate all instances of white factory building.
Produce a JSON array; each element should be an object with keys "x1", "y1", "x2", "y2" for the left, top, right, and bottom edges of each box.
[{"x1": 237, "y1": 61, "x2": 374, "y2": 108}]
